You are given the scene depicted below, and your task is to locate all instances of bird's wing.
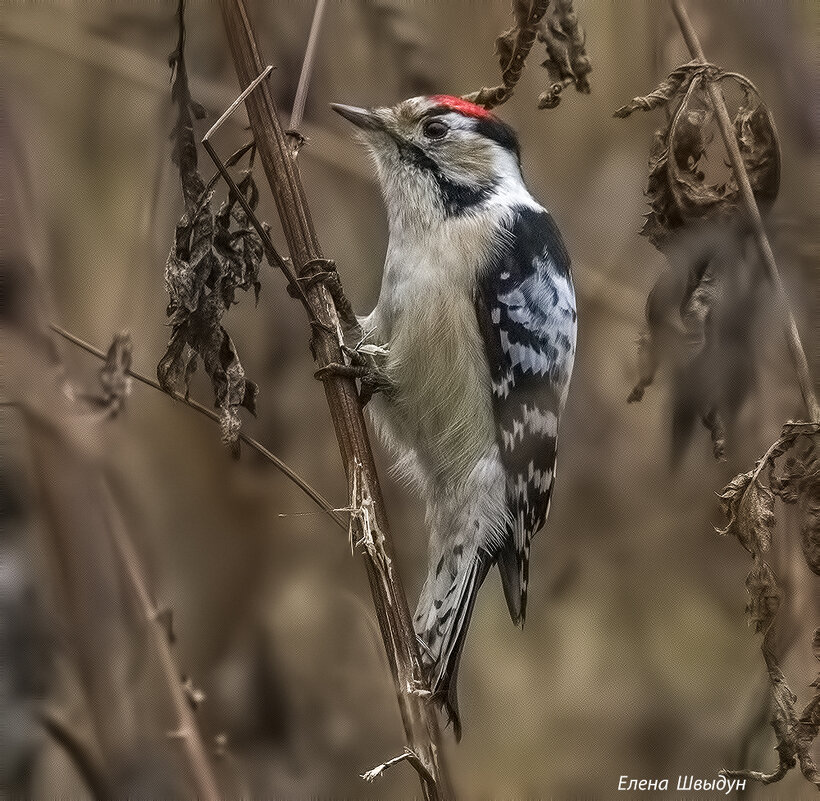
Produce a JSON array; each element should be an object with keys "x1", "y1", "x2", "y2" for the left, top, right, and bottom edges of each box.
[{"x1": 474, "y1": 206, "x2": 576, "y2": 625}]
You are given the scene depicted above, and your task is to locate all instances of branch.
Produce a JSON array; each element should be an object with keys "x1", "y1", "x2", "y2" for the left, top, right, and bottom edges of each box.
[
  {"x1": 361, "y1": 747, "x2": 435, "y2": 786},
  {"x1": 49, "y1": 323, "x2": 346, "y2": 530},
  {"x1": 217, "y1": 1, "x2": 452, "y2": 797},
  {"x1": 289, "y1": 0, "x2": 328, "y2": 131},
  {"x1": 100, "y1": 483, "x2": 221, "y2": 801},
  {"x1": 40, "y1": 709, "x2": 112, "y2": 800},
  {"x1": 670, "y1": 0, "x2": 818, "y2": 423}
]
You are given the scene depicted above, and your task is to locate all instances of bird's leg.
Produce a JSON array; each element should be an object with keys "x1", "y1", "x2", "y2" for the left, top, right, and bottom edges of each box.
[
  {"x1": 315, "y1": 342, "x2": 392, "y2": 406},
  {"x1": 287, "y1": 258, "x2": 359, "y2": 332}
]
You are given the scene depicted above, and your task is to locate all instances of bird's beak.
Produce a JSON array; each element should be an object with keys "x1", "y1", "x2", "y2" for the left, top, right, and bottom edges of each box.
[{"x1": 330, "y1": 103, "x2": 385, "y2": 132}]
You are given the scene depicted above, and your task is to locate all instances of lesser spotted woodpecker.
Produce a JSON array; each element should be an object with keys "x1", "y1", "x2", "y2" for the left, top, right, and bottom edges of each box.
[{"x1": 332, "y1": 95, "x2": 577, "y2": 737}]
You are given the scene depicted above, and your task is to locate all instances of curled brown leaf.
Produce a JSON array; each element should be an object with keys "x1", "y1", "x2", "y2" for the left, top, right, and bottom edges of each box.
[
  {"x1": 158, "y1": 0, "x2": 264, "y2": 453},
  {"x1": 719, "y1": 424, "x2": 820, "y2": 787},
  {"x1": 617, "y1": 67, "x2": 780, "y2": 249},
  {"x1": 464, "y1": 0, "x2": 590, "y2": 111}
]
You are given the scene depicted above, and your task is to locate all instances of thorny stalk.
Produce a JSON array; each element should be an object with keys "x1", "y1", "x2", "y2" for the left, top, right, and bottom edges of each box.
[
  {"x1": 218, "y1": 0, "x2": 452, "y2": 797},
  {"x1": 670, "y1": 0, "x2": 818, "y2": 422},
  {"x1": 100, "y1": 483, "x2": 221, "y2": 801},
  {"x1": 49, "y1": 323, "x2": 345, "y2": 529}
]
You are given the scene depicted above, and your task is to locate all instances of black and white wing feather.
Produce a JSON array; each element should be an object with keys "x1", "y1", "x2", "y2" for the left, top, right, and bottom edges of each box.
[{"x1": 475, "y1": 206, "x2": 576, "y2": 625}]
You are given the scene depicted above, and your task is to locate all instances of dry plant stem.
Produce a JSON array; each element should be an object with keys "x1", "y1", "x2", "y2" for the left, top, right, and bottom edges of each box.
[
  {"x1": 100, "y1": 484, "x2": 220, "y2": 801},
  {"x1": 670, "y1": 0, "x2": 819, "y2": 422},
  {"x1": 289, "y1": 0, "x2": 328, "y2": 130},
  {"x1": 218, "y1": 1, "x2": 451, "y2": 798},
  {"x1": 361, "y1": 747, "x2": 435, "y2": 785},
  {"x1": 40, "y1": 709, "x2": 112, "y2": 800},
  {"x1": 200, "y1": 68, "x2": 319, "y2": 319},
  {"x1": 6, "y1": 17, "x2": 641, "y2": 326},
  {"x1": 48, "y1": 323, "x2": 346, "y2": 530}
]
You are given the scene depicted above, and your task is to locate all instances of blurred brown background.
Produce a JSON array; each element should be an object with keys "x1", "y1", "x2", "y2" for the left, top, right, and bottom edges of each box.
[{"x1": 3, "y1": 1, "x2": 818, "y2": 798}]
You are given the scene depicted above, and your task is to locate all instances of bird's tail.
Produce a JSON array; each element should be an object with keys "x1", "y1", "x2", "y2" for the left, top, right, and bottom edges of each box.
[{"x1": 414, "y1": 547, "x2": 492, "y2": 740}]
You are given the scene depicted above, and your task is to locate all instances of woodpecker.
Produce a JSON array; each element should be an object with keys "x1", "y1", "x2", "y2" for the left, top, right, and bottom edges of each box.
[{"x1": 331, "y1": 95, "x2": 577, "y2": 737}]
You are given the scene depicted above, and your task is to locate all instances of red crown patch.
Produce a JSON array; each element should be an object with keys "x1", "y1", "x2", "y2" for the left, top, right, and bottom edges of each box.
[{"x1": 430, "y1": 95, "x2": 494, "y2": 120}]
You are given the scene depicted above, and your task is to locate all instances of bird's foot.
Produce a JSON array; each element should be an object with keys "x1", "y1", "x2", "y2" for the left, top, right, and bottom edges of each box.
[
  {"x1": 314, "y1": 353, "x2": 391, "y2": 406},
  {"x1": 287, "y1": 257, "x2": 359, "y2": 331}
]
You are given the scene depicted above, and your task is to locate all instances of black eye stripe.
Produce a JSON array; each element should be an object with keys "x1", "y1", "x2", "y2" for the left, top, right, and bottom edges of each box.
[
  {"x1": 473, "y1": 117, "x2": 520, "y2": 160},
  {"x1": 392, "y1": 138, "x2": 495, "y2": 216},
  {"x1": 418, "y1": 106, "x2": 521, "y2": 159}
]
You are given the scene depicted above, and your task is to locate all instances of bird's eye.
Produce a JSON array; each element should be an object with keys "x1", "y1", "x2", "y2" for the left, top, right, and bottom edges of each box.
[{"x1": 422, "y1": 119, "x2": 449, "y2": 140}]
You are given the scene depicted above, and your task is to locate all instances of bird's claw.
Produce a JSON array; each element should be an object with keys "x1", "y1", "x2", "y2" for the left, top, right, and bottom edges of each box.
[
  {"x1": 287, "y1": 258, "x2": 359, "y2": 331},
  {"x1": 314, "y1": 358, "x2": 391, "y2": 406}
]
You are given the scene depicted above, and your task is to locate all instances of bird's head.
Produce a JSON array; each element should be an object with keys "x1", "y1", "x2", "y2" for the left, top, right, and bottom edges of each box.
[{"x1": 331, "y1": 95, "x2": 524, "y2": 227}]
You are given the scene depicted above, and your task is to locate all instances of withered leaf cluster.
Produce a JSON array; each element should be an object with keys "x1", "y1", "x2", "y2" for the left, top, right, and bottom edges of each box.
[
  {"x1": 77, "y1": 332, "x2": 134, "y2": 418},
  {"x1": 158, "y1": 3, "x2": 263, "y2": 453},
  {"x1": 618, "y1": 64, "x2": 781, "y2": 460},
  {"x1": 464, "y1": 0, "x2": 591, "y2": 110},
  {"x1": 717, "y1": 422, "x2": 820, "y2": 787},
  {"x1": 95, "y1": 333, "x2": 133, "y2": 417}
]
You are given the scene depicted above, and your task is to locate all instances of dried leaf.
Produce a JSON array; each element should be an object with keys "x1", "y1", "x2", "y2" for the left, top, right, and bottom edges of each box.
[
  {"x1": 617, "y1": 67, "x2": 779, "y2": 249},
  {"x1": 158, "y1": 0, "x2": 263, "y2": 452},
  {"x1": 81, "y1": 332, "x2": 133, "y2": 416},
  {"x1": 716, "y1": 469, "x2": 774, "y2": 555},
  {"x1": 765, "y1": 424, "x2": 820, "y2": 574},
  {"x1": 744, "y1": 559, "x2": 781, "y2": 633},
  {"x1": 626, "y1": 330, "x2": 657, "y2": 404},
  {"x1": 168, "y1": 0, "x2": 204, "y2": 214},
  {"x1": 734, "y1": 89, "x2": 780, "y2": 212},
  {"x1": 99, "y1": 333, "x2": 133, "y2": 413},
  {"x1": 614, "y1": 62, "x2": 700, "y2": 118},
  {"x1": 719, "y1": 429, "x2": 820, "y2": 788},
  {"x1": 463, "y1": 0, "x2": 553, "y2": 110},
  {"x1": 800, "y1": 470, "x2": 820, "y2": 575},
  {"x1": 635, "y1": 222, "x2": 760, "y2": 460},
  {"x1": 536, "y1": 0, "x2": 591, "y2": 109},
  {"x1": 701, "y1": 408, "x2": 726, "y2": 462}
]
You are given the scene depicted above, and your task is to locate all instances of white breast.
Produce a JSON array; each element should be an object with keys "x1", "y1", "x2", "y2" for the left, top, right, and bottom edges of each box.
[{"x1": 362, "y1": 209, "x2": 507, "y2": 492}]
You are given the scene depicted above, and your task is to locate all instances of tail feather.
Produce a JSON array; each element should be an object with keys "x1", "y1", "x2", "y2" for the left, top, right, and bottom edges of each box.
[
  {"x1": 497, "y1": 539, "x2": 525, "y2": 627},
  {"x1": 416, "y1": 551, "x2": 492, "y2": 740}
]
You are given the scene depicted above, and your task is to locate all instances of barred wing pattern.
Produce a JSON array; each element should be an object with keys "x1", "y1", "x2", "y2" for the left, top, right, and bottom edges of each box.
[{"x1": 475, "y1": 206, "x2": 576, "y2": 625}]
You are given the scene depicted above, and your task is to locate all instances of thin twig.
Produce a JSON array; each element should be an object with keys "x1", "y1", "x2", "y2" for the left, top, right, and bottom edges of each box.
[
  {"x1": 361, "y1": 747, "x2": 435, "y2": 786},
  {"x1": 5, "y1": 14, "x2": 645, "y2": 330},
  {"x1": 40, "y1": 709, "x2": 112, "y2": 800},
  {"x1": 49, "y1": 323, "x2": 346, "y2": 530},
  {"x1": 289, "y1": 0, "x2": 328, "y2": 131},
  {"x1": 669, "y1": 0, "x2": 819, "y2": 422},
  {"x1": 204, "y1": 65, "x2": 273, "y2": 140},
  {"x1": 200, "y1": 69, "x2": 320, "y2": 320},
  {"x1": 218, "y1": 2, "x2": 452, "y2": 797},
  {"x1": 100, "y1": 483, "x2": 220, "y2": 801}
]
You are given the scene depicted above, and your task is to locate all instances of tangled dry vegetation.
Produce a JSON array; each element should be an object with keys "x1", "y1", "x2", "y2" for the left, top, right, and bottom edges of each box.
[
  {"x1": 617, "y1": 64, "x2": 780, "y2": 459},
  {"x1": 617, "y1": 2, "x2": 819, "y2": 789},
  {"x1": 4, "y1": 0, "x2": 816, "y2": 798}
]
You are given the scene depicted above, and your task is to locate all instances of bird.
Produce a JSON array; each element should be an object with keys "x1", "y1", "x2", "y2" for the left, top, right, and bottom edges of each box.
[{"x1": 331, "y1": 95, "x2": 577, "y2": 738}]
